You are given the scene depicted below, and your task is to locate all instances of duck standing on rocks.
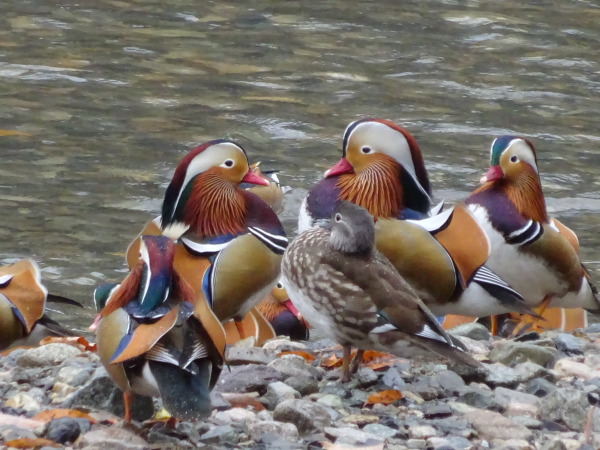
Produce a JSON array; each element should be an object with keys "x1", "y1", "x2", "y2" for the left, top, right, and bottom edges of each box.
[
  {"x1": 466, "y1": 136, "x2": 600, "y2": 332},
  {"x1": 0, "y1": 259, "x2": 81, "y2": 350},
  {"x1": 94, "y1": 235, "x2": 226, "y2": 421},
  {"x1": 282, "y1": 201, "x2": 478, "y2": 382},
  {"x1": 298, "y1": 119, "x2": 532, "y2": 328},
  {"x1": 256, "y1": 282, "x2": 309, "y2": 341},
  {"x1": 126, "y1": 140, "x2": 288, "y2": 344}
]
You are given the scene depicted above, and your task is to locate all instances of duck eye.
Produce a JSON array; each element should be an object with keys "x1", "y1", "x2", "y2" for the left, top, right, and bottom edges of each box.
[
  {"x1": 276, "y1": 282, "x2": 283, "y2": 289},
  {"x1": 361, "y1": 146, "x2": 372, "y2": 154},
  {"x1": 335, "y1": 213, "x2": 342, "y2": 222},
  {"x1": 224, "y1": 159, "x2": 234, "y2": 167},
  {"x1": 510, "y1": 155, "x2": 518, "y2": 163}
]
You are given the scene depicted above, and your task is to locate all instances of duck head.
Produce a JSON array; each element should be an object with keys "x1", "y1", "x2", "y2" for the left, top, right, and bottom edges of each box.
[
  {"x1": 330, "y1": 201, "x2": 375, "y2": 255},
  {"x1": 161, "y1": 140, "x2": 269, "y2": 238},
  {"x1": 478, "y1": 136, "x2": 547, "y2": 222},
  {"x1": 325, "y1": 119, "x2": 432, "y2": 218}
]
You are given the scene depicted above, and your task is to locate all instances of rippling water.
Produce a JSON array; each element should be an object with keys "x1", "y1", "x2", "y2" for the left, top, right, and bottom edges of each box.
[{"x1": 1, "y1": 0, "x2": 599, "y2": 329}]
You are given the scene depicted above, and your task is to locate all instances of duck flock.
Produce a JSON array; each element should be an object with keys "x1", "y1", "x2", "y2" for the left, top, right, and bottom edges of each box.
[{"x1": 1, "y1": 118, "x2": 597, "y2": 423}]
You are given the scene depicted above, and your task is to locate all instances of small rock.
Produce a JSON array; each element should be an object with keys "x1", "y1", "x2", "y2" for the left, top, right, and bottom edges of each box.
[
  {"x1": 16, "y1": 344, "x2": 81, "y2": 367},
  {"x1": 458, "y1": 387, "x2": 503, "y2": 411},
  {"x1": 540, "y1": 440, "x2": 567, "y2": 450},
  {"x1": 78, "y1": 426, "x2": 149, "y2": 450},
  {"x1": 362, "y1": 423, "x2": 398, "y2": 439},
  {"x1": 554, "y1": 333, "x2": 586, "y2": 355},
  {"x1": 406, "y1": 438, "x2": 427, "y2": 448},
  {"x1": 4, "y1": 392, "x2": 41, "y2": 411},
  {"x1": 316, "y1": 393, "x2": 345, "y2": 410},
  {"x1": 199, "y1": 425, "x2": 239, "y2": 445},
  {"x1": 539, "y1": 388, "x2": 588, "y2": 430},
  {"x1": 0, "y1": 424, "x2": 37, "y2": 441},
  {"x1": 408, "y1": 425, "x2": 438, "y2": 439},
  {"x1": 585, "y1": 324, "x2": 600, "y2": 333},
  {"x1": 435, "y1": 370, "x2": 466, "y2": 395},
  {"x1": 381, "y1": 367, "x2": 408, "y2": 390},
  {"x1": 554, "y1": 358, "x2": 595, "y2": 380},
  {"x1": 46, "y1": 417, "x2": 89, "y2": 444},
  {"x1": 513, "y1": 361, "x2": 555, "y2": 383},
  {"x1": 213, "y1": 407, "x2": 257, "y2": 425},
  {"x1": 494, "y1": 387, "x2": 540, "y2": 409},
  {"x1": 245, "y1": 420, "x2": 299, "y2": 442},
  {"x1": 426, "y1": 436, "x2": 451, "y2": 449},
  {"x1": 423, "y1": 403, "x2": 453, "y2": 418},
  {"x1": 263, "y1": 381, "x2": 300, "y2": 410},
  {"x1": 483, "y1": 363, "x2": 521, "y2": 387},
  {"x1": 505, "y1": 401, "x2": 539, "y2": 418},
  {"x1": 491, "y1": 438, "x2": 534, "y2": 449},
  {"x1": 268, "y1": 355, "x2": 323, "y2": 380},
  {"x1": 464, "y1": 409, "x2": 532, "y2": 440},
  {"x1": 55, "y1": 365, "x2": 93, "y2": 387},
  {"x1": 488, "y1": 342, "x2": 556, "y2": 367},
  {"x1": 51, "y1": 381, "x2": 78, "y2": 403},
  {"x1": 340, "y1": 414, "x2": 380, "y2": 426},
  {"x1": 525, "y1": 377, "x2": 557, "y2": 397},
  {"x1": 510, "y1": 415, "x2": 543, "y2": 429},
  {"x1": 284, "y1": 376, "x2": 319, "y2": 396},
  {"x1": 449, "y1": 323, "x2": 491, "y2": 341},
  {"x1": 262, "y1": 338, "x2": 309, "y2": 354},
  {"x1": 273, "y1": 399, "x2": 332, "y2": 433},
  {"x1": 226, "y1": 346, "x2": 276, "y2": 365},
  {"x1": 356, "y1": 367, "x2": 379, "y2": 387},
  {"x1": 325, "y1": 426, "x2": 381, "y2": 446},
  {"x1": 216, "y1": 364, "x2": 286, "y2": 394}
]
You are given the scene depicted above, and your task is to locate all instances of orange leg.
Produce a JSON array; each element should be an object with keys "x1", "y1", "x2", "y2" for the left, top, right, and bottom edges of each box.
[
  {"x1": 490, "y1": 315, "x2": 498, "y2": 336},
  {"x1": 511, "y1": 295, "x2": 552, "y2": 337},
  {"x1": 235, "y1": 320, "x2": 247, "y2": 340},
  {"x1": 123, "y1": 390, "x2": 132, "y2": 422}
]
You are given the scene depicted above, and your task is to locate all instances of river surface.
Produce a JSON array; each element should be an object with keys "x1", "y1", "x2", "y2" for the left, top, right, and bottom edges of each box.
[{"x1": 1, "y1": 0, "x2": 599, "y2": 330}]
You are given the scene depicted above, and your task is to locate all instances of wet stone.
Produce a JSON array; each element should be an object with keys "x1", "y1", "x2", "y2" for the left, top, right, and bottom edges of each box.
[
  {"x1": 435, "y1": 370, "x2": 466, "y2": 395},
  {"x1": 488, "y1": 342, "x2": 556, "y2": 367},
  {"x1": 245, "y1": 420, "x2": 299, "y2": 442},
  {"x1": 449, "y1": 323, "x2": 491, "y2": 341},
  {"x1": 284, "y1": 375, "x2": 319, "y2": 396},
  {"x1": 216, "y1": 364, "x2": 286, "y2": 395},
  {"x1": 362, "y1": 423, "x2": 398, "y2": 439},
  {"x1": 199, "y1": 425, "x2": 239, "y2": 445},
  {"x1": 464, "y1": 409, "x2": 533, "y2": 441},
  {"x1": 381, "y1": 367, "x2": 408, "y2": 390},
  {"x1": 510, "y1": 415, "x2": 543, "y2": 429},
  {"x1": 324, "y1": 426, "x2": 381, "y2": 446},
  {"x1": 525, "y1": 377, "x2": 557, "y2": 397},
  {"x1": 263, "y1": 381, "x2": 300, "y2": 410},
  {"x1": 423, "y1": 403, "x2": 453, "y2": 418},
  {"x1": 539, "y1": 388, "x2": 588, "y2": 430},
  {"x1": 0, "y1": 424, "x2": 38, "y2": 441},
  {"x1": 458, "y1": 387, "x2": 503, "y2": 411},
  {"x1": 45, "y1": 417, "x2": 90, "y2": 444},
  {"x1": 273, "y1": 399, "x2": 332, "y2": 434},
  {"x1": 554, "y1": 333, "x2": 586, "y2": 356},
  {"x1": 513, "y1": 361, "x2": 555, "y2": 383},
  {"x1": 268, "y1": 355, "x2": 323, "y2": 380},
  {"x1": 226, "y1": 346, "x2": 276, "y2": 365},
  {"x1": 16, "y1": 344, "x2": 82, "y2": 368},
  {"x1": 356, "y1": 367, "x2": 379, "y2": 387},
  {"x1": 493, "y1": 387, "x2": 540, "y2": 409}
]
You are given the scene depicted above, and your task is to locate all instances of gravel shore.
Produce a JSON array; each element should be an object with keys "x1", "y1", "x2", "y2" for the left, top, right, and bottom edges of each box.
[{"x1": 1, "y1": 324, "x2": 600, "y2": 449}]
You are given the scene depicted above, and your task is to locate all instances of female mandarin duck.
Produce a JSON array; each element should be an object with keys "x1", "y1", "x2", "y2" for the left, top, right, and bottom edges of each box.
[
  {"x1": 298, "y1": 119, "x2": 531, "y2": 322},
  {"x1": 256, "y1": 282, "x2": 309, "y2": 341},
  {"x1": 283, "y1": 202, "x2": 478, "y2": 382},
  {"x1": 0, "y1": 259, "x2": 80, "y2": 350},
  {"x1": 465, "y1": 136, "x2": 600, "y2": 329},
  {"x1": 94, "y1": 235, "x2": 226, "y2": 422},
  {"x1": 126, "y1": 140, "x2": 287, "y2": 342}
]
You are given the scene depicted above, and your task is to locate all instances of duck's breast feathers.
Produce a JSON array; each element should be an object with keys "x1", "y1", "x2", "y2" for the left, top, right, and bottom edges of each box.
[
  {"x1": 243, "y1": 191, "x2": 288, "y2": 255},
  {"x1": 0, "y1": 259, "x2": 47, "y2": 333},
  {"x1": 304, "y1": 177, "x2": 342, "y2": 226}
]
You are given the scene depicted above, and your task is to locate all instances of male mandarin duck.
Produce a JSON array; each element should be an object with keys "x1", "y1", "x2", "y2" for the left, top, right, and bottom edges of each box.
[
  {"x1": 0, "y1": 259, "x2": 80, "y2": 350},
  {"x1": 94, "y1": 235, "x2": 226, "y2": 421},
  {"x1": 283, "y1": 202, "x2": 478, "y2": 382},
  {"x1": 298, "y1": 118, "x2": 532, "y2": 322},
  {"x1": 465, "y1": 136, "x2": 600, "y2": 330},
  {"x1": 256, "y1": 282, "x2": 309, "y2": 341},
  {"x1": 126, "y1": 140, "x2": 287, "y2": 343}
]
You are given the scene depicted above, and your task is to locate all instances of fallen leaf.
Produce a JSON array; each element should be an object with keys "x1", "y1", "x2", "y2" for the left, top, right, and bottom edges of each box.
[
  {"x1": 361, "y1": 351, "x2": 408, "y2": 371},
  {"x1": 220, "y1": 393, "x2": 265, "y2": 411},
  {"x1": 5, "y1": 438, "x2": 61, "y2": 448},
  {"x1": 278, "y1": 350, "x2": 315, "y2": 362},
  {"x1": 364, "y1": 389, "x2": 403, "y2": 406},
  {"x1": 39, "y1": 336, "x2": 97, "y2": 352},
  {"x1": 320, "y1": 353, "x2": 345, "y2": 368},
  {"x1": 32, "y1": 408, "x2": 95, "y2": 423},
  {"x1": 0, "y1": 129, "x2": 31, "y2": 137}
]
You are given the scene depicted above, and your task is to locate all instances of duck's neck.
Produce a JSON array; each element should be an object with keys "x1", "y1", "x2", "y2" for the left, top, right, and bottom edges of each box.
[
  {"x1": 336, "y1": 159, "x2": 402, "y2": 219},
  {"x1": 184, "y1": 172, "x2": 247, "y2": 237},
  {"x1": 474, "y1": 167, "x2": 548, "y2": 223}
]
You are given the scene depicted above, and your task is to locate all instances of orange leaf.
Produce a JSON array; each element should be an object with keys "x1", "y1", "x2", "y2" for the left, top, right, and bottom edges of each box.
[
  {"x1": 361, "y1": 350, "x2": 391, "y2": 362},
  {"x1": 5, "y1": 438, "x2": 61, "y2": 448},
  {"x1": 364, "y1": 389, "x2": 403, "y2": 406},
  {"x1": 39, "y1": 336, "x2": 97, "y2": 352},
  {"x1": 278, "y1": 350, "x2": 315, "y2": 362},
  {"x1": 32, "y1": 408, "x2": 96, "y2": 423},
  {"x1": 320, "y1": 354, "x2": 345, "y2": 368},
  {"x1": 220, "y1": 393, "x2": 265, "y2": 411}
]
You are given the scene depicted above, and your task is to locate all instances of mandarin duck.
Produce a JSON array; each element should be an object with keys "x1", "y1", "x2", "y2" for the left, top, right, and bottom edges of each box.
[
  {"x1": 243, "y1": 162, "x2": 287, "y2": 214},
  {"x1": 94, "y1": 235, "x2": 226, "y2": 421},
  {"x1": 283, "y1": 201, "x2": 478, "y2": 382},
  {"x1": 0, "y1": 259, "x2": 81, "y2": 350},
  {"x1": 126, "y1": 140, "x2": 287, "y2": 343},
  {"x1": 298, "y1": 119, "x2": 532, "y2": 322},
  {"x1": 465, "y1": 136, "x2": 600, "y2": 330},
  {"x1": 256, "y1": 282, "x2": 309, "y2": 341}
]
